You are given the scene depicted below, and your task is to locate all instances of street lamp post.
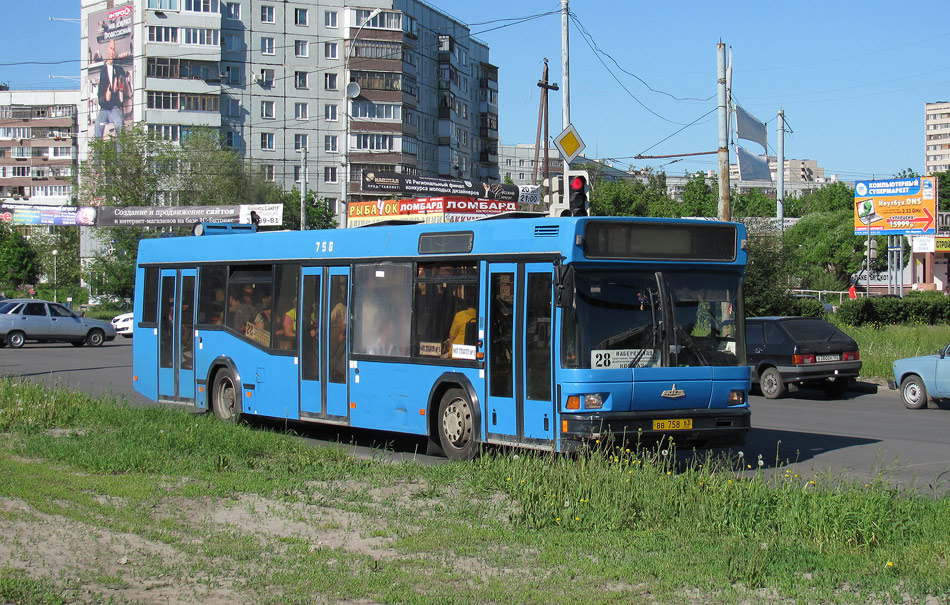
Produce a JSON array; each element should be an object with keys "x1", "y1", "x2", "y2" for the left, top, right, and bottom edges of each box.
[
  {"x1": 52, "y1": 249, "x2": 58, "y2": 303},
  {"x1": 341, "y1": 8, "x2": 382, "y2": 227}
]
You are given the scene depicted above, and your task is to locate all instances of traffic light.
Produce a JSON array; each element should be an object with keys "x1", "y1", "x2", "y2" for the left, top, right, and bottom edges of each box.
[
  {"x1": 566, "y1": 170, "x2": 590, "y2": 216},
  {"x1": 541, "y1": 176, "x2": 562, "y2": 208},
  {"x1": 865, "y1": 238, "x2": 878, "y2": 260}
]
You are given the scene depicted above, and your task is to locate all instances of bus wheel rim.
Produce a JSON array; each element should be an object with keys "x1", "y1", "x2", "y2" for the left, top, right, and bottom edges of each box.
[{"x1": 442, "y1": 399, "x2": 469, "y2": 445}]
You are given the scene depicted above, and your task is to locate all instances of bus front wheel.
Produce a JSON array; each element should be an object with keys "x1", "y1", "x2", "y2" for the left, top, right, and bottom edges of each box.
[
  {"x1": 437, "y1": 388, "x2": 477, "y2": 460},
  {"x1": 212, "y1": 368, "x2": 241, "y2": 422}
]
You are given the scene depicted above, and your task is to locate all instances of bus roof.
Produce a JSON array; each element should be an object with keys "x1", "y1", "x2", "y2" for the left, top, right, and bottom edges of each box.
[{"x1": 137, "y1": 216, "x2": 747, "y2": 268}]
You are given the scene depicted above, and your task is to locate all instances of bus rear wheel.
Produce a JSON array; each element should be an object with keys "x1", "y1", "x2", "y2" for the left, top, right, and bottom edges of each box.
[
  {"x1": 212, "y1": 368, "x2": 240, "y2": 422},
  {"x1": 437, "y1": 388, "x2": 477, "y2": 460}
]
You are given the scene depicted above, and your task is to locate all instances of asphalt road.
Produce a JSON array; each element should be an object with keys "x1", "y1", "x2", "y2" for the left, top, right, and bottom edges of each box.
[{"x1": 2, "y1": 340, "x2": 948, "y2": 489}]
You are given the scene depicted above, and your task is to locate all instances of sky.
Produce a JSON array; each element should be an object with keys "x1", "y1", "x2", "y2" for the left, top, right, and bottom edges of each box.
[{"x1": 3, "y1": 0, "x2": 948, "y2": 182}]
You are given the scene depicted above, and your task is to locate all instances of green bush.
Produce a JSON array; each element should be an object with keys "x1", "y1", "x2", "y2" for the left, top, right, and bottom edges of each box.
[{"x1": 836, "y1": 291, "x2": 950, "y2": 326}]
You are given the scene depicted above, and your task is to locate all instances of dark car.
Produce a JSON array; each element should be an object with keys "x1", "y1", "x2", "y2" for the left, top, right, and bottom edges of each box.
[
  {"x1": 746, "y1": 316, "x2": 862, "y2": 399},
  {"x1": 0, "y1": 299, "x2": 117, "y2": 348}
]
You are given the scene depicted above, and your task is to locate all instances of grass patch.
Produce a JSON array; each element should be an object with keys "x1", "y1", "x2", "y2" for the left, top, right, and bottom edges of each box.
[
  {"x1": 0, "y1": 378, "x2": 948, "y2": 603},
  {"x1": 846, "y1": 323, "x2": 950, "y2": 380}
]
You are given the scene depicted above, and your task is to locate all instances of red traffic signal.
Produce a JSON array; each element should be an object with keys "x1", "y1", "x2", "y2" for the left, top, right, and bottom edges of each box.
[{"x1": 567, "y1": 171, "x2": 589, "y2": 216}]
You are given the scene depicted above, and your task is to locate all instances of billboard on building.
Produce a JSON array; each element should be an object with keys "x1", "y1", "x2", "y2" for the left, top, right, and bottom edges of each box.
[
  {"x1": 0, "y1": 204, "x2": 81, "y2": 226},
  {"x1": 361, "y1": 172, "x2": 540, "y2": 204},
  {"x1": 853, "y1": 177, "x2": 937, "y2": 236},
  {"x1": 80, "y1": 204, "x2": 283, "y2": 227},
  {"x1": 86, "y1": 3, "x2": 134, "y2": 141},
  {"x1": 347, "y1": 197, "x2": 516, "y2": 228}
]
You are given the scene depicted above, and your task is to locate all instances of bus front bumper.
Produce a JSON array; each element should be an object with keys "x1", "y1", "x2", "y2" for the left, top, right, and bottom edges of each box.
[{"x1": 560, "y1": 407, "x2": 751, "y2": 450}]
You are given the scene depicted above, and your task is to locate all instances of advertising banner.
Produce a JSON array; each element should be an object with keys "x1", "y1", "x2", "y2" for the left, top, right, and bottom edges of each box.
[
  {"x1": 81, "y1": 204, "x2": 283, "y2": 227},
  {"x1": 86, "y1": 3, "x2": 134, "y2": 141},
  {"x1": 853, "y1": 177, "x2": 937, "y2": 236},
  {"x1": 0, "y1": 204, "x2": 81, "y2": 226},
  {"x1": 347, "y1": 197, "x2": 516, "y2": 228},
  {"x1": 361, "y1": 171, "x2": 540, "y2": 205}
]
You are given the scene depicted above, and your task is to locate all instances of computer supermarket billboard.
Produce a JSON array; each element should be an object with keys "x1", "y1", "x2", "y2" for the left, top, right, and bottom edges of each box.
[{"x1": 853, "y1": 176, "x2": 937, "y2": 236}]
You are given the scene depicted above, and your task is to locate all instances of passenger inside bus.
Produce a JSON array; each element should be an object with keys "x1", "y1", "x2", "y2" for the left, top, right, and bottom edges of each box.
[
  {"x1": 328, "y1": 281, "x2": 347, "y2": 381},
  {"x1": 443, "y1": 285, "x2": 477, "y2": 358},
  {"x1": 228, "y1": 285, "x2": 258, "y2": 334},
  {"x1": 281, "y1": 303, "x2": 297, "y2": 350}
]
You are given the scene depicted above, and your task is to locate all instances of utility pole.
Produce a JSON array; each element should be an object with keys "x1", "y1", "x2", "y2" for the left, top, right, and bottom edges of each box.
[
  {"x1": 299, "y1": 146, "x2": 307, "y2": 230},
  {"x1": 533, "y1": 59, "x2": 558, "y2": 185},
  {"x1": 777, "y1": 109, "x2": 785, "y2": 228},
  {"x1": 717, "y1": 42, "x2": 730, "y2": 221},
  {"x1": 561, "y1": 0, "x2": 571, "y2": 177}
]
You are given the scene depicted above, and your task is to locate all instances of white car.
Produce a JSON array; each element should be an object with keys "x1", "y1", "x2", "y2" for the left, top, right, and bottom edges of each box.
[{"x1": 112, "y1": 312, "x2": 134, "y2": 338}]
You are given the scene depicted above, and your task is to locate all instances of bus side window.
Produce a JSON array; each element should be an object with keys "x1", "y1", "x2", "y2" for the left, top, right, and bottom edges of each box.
[
  {"x1": 353, "y1": 262, "x2": 411, "y2": 357},
  {"x1": 198, "y1": 266, "x2": 227, "y2": 325},
  {"x1": 142, "y1": 267, "x2": 159, "y2": 324}
]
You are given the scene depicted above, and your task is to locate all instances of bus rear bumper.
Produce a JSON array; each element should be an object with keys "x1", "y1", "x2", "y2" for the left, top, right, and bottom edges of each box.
[{"x1": 560, "y1": 407, "x2": 751, "y2": 450}]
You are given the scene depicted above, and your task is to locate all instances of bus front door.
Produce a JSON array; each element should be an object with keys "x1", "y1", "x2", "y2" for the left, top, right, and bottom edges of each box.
[
  {"x1": 486, "y1": 264, "x2": 517, "y2": 439},
  {"x1": 157, "y1": 268, "x2": 197, "y2": 402},
  {"x1": 325, "y1": 269, "x2": 350, "y2": 420},
  {"x1": 299, "y1": 268, "x2": 323, "y2": 417},
  {"x1": 485, "y1": 263, "x2": 555, "y2": 445},
  {"x1": 521, "y1": 264, "x2": 554, "y2": 442}
]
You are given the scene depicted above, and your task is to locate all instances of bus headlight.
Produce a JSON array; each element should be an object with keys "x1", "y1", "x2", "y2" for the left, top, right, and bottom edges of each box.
[
  {"x1": 584, "y1": 394, "x2": 603, "y2": 409},
  {"x1": 728, "y1": 390, "x2": 746, "y2": 405}
]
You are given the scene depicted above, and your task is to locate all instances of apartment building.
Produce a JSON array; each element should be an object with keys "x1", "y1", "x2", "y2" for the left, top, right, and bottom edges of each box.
[
  {"x1": 925, "y1": 101, "x2": 950, "y2": 175},
  {"x1": 79, "y1": 0, "x2": 499, "y2": 225},
  {"x1": 0, "y1": 89, "x2": 80, "y2": 206},
  {"x1": 498, "y1": 143, "x2": 560, "y2": 185}
]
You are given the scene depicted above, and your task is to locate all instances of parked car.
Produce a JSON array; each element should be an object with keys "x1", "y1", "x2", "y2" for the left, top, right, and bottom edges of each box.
[
  {"x1": 112, "y1": 312, "x2": 134, "y2": 338},
  {"x1": 0, "y1": 299, "x2": 117, "y2": 348},
  {"x1": 746, "y1": 316, "x2": 862, "y2": 399},
  {"x1": 889, "y1": 343, "x2": 950, "y2": 409}
]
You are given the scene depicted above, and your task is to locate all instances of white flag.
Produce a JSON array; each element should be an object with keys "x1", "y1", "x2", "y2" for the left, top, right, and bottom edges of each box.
[
  {"x1": 735, "y1": 105, "x2": 767, "y2": 150},
  {"x1": 736, "y1": 145, "x2": 772, "y2": 181}
]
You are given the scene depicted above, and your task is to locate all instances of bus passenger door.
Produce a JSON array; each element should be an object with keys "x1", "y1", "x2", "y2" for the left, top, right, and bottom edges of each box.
[
  {"x1": 299, "y1": 268, "x2": 323, "y2": 417},
  {"x1": 157, "y1": 269, "x2": 197, "y2": 402},
  {"x1": 521, "y1": 265, "x2": 554, "y2": 442},
  {"x1": 325, "y1": 269, "x2": 350, "y2": 420},
  {"x1": 486, "y1": 264, "x2": 517, "y2": 439},
  {"x1": 178, "y1": 270, "x2": 197, "y2": 401}
]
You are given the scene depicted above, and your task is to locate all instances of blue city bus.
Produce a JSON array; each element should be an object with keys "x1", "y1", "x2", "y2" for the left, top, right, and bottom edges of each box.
[{"x1": 132, "y1": 216, "x2": 751, "y2": 459}]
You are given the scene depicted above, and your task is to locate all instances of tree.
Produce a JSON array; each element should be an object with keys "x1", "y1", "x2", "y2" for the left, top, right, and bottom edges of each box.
[
  {"x1": 275, "y1": 188, "x2": 339, "y2": 231},
  {"x1": 679, "y1": 172, "x2": 717, "y2": 217},
  {"x1": 176, "y1": 128, "x2": 253, "y2": 206},
  {"x1": 783, "y1": 210, "x2": 865, "y2": 290},
  {"x1": 78, "y1": 125, "x2": 297, "y2": 301},
  {"x1": 742, "y1": 220, "x2": 793, "y2": 317},
  {"x1": 0, "y1": 225, "x2": 39, "y2": 294},
  {"x1": 732, "y1": 188, "x2": 775, "y2": 218},
  {"x1": 934, "y1": 170, "x2": 950, "y2": 212},
  {"x1": 29, "y1": 227, "x2": 84, "y2": 304},
  {"x1": 894, "y1": 168, "x2": 920, "y2": 178},
  {"x1": 794, "y1": 181, "x2": 854, "y2": 216}
]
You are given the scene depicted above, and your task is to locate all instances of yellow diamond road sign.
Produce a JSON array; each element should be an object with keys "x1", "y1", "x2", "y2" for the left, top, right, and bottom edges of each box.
[{"x1": 553, "y1": 124, "x2": 586, "y2": 163}]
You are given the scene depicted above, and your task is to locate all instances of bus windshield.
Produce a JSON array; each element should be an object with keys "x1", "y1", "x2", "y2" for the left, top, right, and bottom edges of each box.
[{"x1": 563, "y1": 269, "x2": 742, "y2": 369}]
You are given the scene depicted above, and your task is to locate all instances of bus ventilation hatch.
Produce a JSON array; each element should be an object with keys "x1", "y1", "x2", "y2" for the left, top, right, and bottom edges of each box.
[{"x1": 534, "y1": 225, "x2": 559, "y2": 238}]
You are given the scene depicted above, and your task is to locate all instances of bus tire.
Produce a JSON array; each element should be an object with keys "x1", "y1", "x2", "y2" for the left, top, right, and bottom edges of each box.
[
  {"x1": 211, "y1": 368, "x2": 241, "y2": 422},
  {"x1": 437, "y1": 388, "x2": 477, "y2": 460}
]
